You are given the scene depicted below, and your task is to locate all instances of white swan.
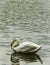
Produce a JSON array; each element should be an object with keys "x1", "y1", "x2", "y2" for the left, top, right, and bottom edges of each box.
[{"x1": 11, "y1": 38, "x2": 43, "y2": 53}]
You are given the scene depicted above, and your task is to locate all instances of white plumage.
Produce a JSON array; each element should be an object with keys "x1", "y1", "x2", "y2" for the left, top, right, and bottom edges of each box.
[{"x1": 11, "y1": 38, "x2": 43, "y2": 53}]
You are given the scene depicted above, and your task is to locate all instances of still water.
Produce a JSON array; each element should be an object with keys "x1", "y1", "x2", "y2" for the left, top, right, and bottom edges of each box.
[{"x1": 0, "y1": 0, "x2": 50, "y2": 65}]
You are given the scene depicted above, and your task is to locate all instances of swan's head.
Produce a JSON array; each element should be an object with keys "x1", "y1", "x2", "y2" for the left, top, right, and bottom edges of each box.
[{"x1": 11, "y1": 38, "x2": 21, "y2": 49}]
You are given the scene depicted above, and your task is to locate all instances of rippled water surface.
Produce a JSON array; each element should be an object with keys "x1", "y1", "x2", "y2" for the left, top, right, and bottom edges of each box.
[{"x1": 0, "y1": 0, "x2": 50, "y2": 65}]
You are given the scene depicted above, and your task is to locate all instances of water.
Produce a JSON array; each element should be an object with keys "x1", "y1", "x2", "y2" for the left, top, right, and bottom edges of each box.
[{"x1": 0, "y1": 0, "x2": 50, "y2": 65}]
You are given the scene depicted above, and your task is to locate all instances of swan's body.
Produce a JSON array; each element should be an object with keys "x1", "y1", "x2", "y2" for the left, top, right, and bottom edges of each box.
[{"x1": 11, "y1": 38, "x2": 43, "y2": 53}]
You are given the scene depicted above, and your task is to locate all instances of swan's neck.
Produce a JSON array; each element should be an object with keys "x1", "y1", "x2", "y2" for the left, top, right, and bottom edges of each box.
[{"x1": 11, "y1": 40, "x2": 19, "y2": 50}]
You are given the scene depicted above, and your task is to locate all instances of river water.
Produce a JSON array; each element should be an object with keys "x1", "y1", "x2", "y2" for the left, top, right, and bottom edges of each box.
[{"x1": 0, "y1": 0, "x2": 50, "y2": 65}]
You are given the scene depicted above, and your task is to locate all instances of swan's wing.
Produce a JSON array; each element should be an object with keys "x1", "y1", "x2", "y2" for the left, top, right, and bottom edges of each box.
[
  {"x1": 14, "y1": 42, "x2": 39, "y2": 53},
  {"x1": 30, "y1": 44, "x2": 43, "y2": 52}
]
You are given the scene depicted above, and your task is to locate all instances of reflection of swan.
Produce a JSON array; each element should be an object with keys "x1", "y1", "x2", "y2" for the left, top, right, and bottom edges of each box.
[
  {"x1": 11, "y1": 52, "x2": 43, "y2": 65},
  {"x1": 11, "y1": 38, "x2": 43, "y2": 53}
]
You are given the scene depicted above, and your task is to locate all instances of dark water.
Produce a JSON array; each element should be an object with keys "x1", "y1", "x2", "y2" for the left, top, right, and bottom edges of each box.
[{"x1": 0, "y1": 0, "x2": 50, "y2": 65}]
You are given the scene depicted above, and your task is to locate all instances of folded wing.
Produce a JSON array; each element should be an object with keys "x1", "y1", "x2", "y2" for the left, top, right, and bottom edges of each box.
[{"x1": 14, "y1": 42, "x2": 40, "y2": 53}]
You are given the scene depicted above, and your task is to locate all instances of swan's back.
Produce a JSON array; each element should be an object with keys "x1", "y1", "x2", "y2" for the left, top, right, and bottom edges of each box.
[{"x1": 13, "y1": 42, "x2": 41, "y2": 53}]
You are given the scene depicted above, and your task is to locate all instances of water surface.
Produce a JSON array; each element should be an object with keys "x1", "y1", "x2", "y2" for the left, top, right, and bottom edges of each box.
[{"x1": 0, "y1": 0, "x2": 50, "y2": 65}]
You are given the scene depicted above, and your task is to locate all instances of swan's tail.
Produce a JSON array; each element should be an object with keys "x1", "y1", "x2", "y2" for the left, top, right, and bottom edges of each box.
[
  {"x1": 40, "y1": 44, "x2": 43, "y2": 48},
  {"x1": 35, "y1": 44, "x2": 43, "y2": 53}
]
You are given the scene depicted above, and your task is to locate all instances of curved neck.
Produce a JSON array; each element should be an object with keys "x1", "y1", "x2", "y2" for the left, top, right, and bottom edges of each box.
[{"x1": 11, "y1": 39, "x2": 19, "y2": 50}]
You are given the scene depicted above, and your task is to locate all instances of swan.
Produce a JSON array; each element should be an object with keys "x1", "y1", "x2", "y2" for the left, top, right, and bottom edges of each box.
[{"x1": 11, "y1": 38, "x2": 43, "y2": 53}]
